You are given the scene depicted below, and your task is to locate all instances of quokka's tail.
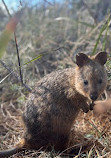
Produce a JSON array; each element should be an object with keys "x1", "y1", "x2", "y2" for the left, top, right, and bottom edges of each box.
[{"x1": 0, "y1": 139, "x2": 26, "y2": 158}]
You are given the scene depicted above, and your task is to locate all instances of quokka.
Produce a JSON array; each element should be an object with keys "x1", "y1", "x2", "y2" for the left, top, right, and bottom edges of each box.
[{"x1": 0, "y1": 52, "x2": 107, "y2": 157}]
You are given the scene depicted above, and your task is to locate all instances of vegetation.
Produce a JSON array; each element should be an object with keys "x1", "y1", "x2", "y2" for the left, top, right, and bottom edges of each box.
[{"x1": 0, "y1": 0, "x2": 111, "y2": 157}]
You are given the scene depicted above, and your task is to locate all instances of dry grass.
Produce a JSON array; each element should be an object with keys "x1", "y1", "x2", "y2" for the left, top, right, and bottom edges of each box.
[{"x1": 0, "y1": 0, "x2": 111, "y2": 157}]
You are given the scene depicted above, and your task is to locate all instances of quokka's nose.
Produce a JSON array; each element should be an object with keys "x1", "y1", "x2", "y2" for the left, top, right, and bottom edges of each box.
[{"x1": 90, "y1": 92, "x2": 98, "y2": 101}]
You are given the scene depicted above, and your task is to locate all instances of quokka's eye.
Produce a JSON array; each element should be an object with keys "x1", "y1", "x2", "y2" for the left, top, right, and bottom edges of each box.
[
  {"x1": 98, "y1": 79, "x2": 102, "y2": 84},
  {"x1": 84, "y1": 80, "x2": 88, "y2": 85}
]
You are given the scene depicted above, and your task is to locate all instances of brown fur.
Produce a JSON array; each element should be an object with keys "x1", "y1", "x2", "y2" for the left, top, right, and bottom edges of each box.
[{"x1": 0, "y1": 52, "x2": 107, "y2": 157}]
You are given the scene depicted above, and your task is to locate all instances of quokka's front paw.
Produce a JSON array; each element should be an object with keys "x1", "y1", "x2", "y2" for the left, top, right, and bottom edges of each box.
[
  {"x1": 81, "y1": 105, "x2": 90, "y2": 113},
  {"x1": 90, "y1": 102, "x2": 95, "y2": 110},
  {"x1": 83, "y1": 107, "x2": 90, "y2": 113}
]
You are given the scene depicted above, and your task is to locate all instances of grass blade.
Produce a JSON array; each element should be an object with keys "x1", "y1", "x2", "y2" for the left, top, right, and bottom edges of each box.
[
  {"x1": 24, "y1": 55, "x2": 42, "y2": 65},
  {"x1": 92, "y1": 24, "x2": 106, "y2": 55},
  {"x1": 102, "y1": 16, "x2": 111, "y2": 51},
  {"x1": 77, "y1": 21, "x2": 95, "y2": 28},
  {"x1": 92, "y1": 15, "x2": 111, "y2": 55},
  {"x1": 0, "y1": 71, "x2": 13, "y2": 83}
]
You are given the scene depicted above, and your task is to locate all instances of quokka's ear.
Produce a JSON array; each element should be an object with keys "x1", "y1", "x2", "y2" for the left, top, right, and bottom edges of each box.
[
  {"x1": 94, "y1": 52, "x2": 107, "y2": 65},
  {"x1": 76, "y1": 53, "x2": 90, "y2": 67}
]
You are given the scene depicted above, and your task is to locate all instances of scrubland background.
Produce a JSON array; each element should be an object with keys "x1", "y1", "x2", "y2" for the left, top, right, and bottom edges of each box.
[{"x1": 0, "y1": 0, "x2": 111, "y2": 157}]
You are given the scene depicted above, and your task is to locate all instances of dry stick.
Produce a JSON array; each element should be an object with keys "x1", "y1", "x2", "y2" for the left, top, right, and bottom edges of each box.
[
  {"x1": 0, "y1": 60, "x2": 32, "y2": 92},
  {"x1": 44, "y1": 0, "x2": 53, "y2": 5},
  {"x1": 81, "y1": 0, "x2": 97, "y2": 25},
  {"x1": 2, "y1": 0, "x2": 23, "y2": 85},
  {"x1": 2, "y1": 0, "x2": 11, "y2": 17},
  {"x1": 14, "y1": 32, "x2": 23, "y2": 84}
]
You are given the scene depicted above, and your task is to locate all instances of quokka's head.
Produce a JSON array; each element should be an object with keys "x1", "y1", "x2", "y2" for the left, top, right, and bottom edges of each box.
[{"x1": 75, "y1": 52, "x2": 107, "y2": 101}]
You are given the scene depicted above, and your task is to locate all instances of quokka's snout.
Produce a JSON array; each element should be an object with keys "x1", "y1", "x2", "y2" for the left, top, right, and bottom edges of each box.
[{"x1": 90, "y1": 91, "x2": 98, "y2": 101}]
